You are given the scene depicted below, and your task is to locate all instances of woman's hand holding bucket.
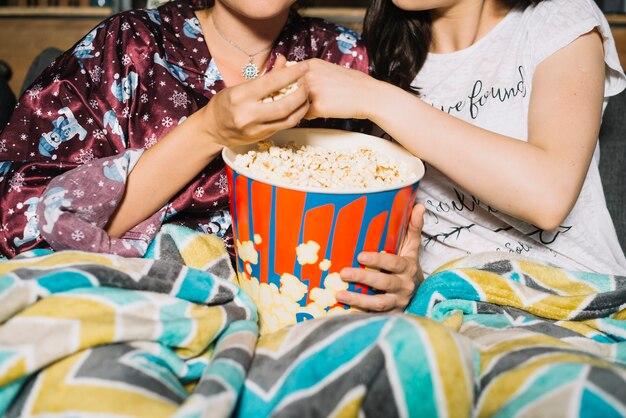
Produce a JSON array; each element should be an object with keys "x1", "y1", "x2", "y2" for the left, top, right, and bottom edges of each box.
[{"x1": 336, "y1": 204, "x2": 425, "y2": 312}]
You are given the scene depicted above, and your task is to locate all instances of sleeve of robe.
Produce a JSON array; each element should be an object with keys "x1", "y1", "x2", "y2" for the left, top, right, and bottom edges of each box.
[{"x1": 0, "y1": 14, "x2": 166, "y2": 258}]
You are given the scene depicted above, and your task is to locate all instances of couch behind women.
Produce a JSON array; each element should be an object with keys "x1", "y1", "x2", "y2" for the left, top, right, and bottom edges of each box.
[{"x1": 599, "y1": 88, "x2": 626, "y2": 251}]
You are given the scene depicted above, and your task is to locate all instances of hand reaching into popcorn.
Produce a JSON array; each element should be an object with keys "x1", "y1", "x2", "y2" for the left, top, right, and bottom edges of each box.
[
  {"x1": 336, "y1": 204, "x2": 425, "y2": 312},
  {"x1": 201, "y1": 55, "x2": 309, "y2": 148},
  {"x1": 301, "y1": 58, "x2": 373, "y2": 120}
]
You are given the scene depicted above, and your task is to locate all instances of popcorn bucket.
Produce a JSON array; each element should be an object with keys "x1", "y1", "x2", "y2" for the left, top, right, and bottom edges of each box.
[{"x1": 223, "y1": 128, "x2": 424, "y2": 334}]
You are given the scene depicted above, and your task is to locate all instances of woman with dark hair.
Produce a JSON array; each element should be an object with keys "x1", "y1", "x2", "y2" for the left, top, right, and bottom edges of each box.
[{"x1": 302, "y1": 0, "x2": 626, "y2": 303}]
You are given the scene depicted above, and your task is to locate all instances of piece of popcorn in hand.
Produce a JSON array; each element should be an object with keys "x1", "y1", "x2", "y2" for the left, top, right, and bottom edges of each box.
[{"x1": 261, "y1": 62, "x2": 300, "y2": 103}]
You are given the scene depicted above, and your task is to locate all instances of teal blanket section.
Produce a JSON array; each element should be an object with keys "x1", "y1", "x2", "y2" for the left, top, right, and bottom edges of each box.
[{"x1": 1, "y1": 234, "x2": 625, "y2": 418}]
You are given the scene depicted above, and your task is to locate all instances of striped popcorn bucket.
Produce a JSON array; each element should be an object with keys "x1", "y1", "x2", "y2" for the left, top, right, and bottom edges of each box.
[{"x1": 223, "y1": 129, "x2": 424, "y2": 334}]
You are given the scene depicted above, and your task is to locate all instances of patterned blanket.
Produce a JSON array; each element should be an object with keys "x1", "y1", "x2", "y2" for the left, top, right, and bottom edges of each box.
[
  {"x1": 0, "y1": 225, "x2": 258, "y2": 418},
  {"x1": 0, "y1": 226, "x2": 624, "y2": 417}
]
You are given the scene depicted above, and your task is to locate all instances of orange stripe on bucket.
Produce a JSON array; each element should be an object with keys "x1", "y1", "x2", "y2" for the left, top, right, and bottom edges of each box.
[
  {"x1": 330, "y1": 197, "x2": 366, "y2": 272},
  {"x1": 274, "y1": 188, "x2": 306, "y2": 277},
  {"x1": 301, "y1": 204, "x2": 334, "y2": 291},
  {"x1": 235, "y1": 175, "x2": 251, "y2": 244},
  {"x1": 251, "y1": 181, "x2": 273, "y2": 284},
  {"x1": 384, "y1": 187, "x2": 414, "y2": 253},
  {"x1": 363, "y1": 211, "x2": 388, "y2": 254}
]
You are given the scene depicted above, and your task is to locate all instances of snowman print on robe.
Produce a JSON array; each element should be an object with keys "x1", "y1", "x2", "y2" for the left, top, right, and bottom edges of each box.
[
  {"x1": 13, "y1": 197, "x2": 42, "y2": 247},
  {"x1": 204, "y1": 59, "x2": 222, "y2": 90},
  {"x1": 103, "y1": 149, "x2": 143, "y2": 183},
  {"x1": 121, "y1": 237, "x2": 149, "y2": 254},
  {"x1": 335, "y1": 27, "x2": 359, "y2": 56},
  {"x1": 41, "y1": 187, "x2": 72, "y2": 234},
  {"x1": 111, "y1": 72, "x2": 139, "y2": 104},
  {"x1": 198, "y1": 210, "x2": 232, "y2": 238},
  {"x1": 183, "y1": 18, "x2": 202, "y2": 39},
  {"x1": 146, "y1": 9, "x2": 161, "y2": 25},
  {"x1": 154, "y1": 52, "x2": 189, "y2": 85},
  {"x1": 0, "y1": 161, "x2": 11, "y2": 182},
  {"x1": 103, "y1": 110, "x2": 127, "y2": 148},
  {"x1": 38, "y1": 107, "x2": 88, "y2": 158},
  {"x1": 73, "y1": 25, "x2": 104, "y2": 67}
]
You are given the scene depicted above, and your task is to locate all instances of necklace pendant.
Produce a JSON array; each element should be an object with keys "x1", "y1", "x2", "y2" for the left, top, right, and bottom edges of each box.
[{"x1": 242, "y1": 60, "x2": 260, "y2": 80}]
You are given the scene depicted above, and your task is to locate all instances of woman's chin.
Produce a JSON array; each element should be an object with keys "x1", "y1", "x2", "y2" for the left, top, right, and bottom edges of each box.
[
  {"x1": 219, "y1": 0, "x2": 295, "y2": 21},
  {"x1": 392, "y1": 0, "x2": 455, "y2": 12}
]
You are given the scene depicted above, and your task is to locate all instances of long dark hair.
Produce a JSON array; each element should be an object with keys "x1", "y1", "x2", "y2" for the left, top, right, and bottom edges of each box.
[{"x1": 363, "y1": 0, "x2": 546, "y2": 92}]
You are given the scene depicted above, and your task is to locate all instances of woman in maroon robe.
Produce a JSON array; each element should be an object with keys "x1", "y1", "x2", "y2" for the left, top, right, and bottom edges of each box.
[{"x1": 0, "y1": 0, "x2": 368, "y2": 258}]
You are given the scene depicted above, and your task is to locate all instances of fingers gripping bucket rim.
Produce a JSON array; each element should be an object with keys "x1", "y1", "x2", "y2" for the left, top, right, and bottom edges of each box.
[{"x1": 223, "y1": 129, "x2": 424, "y2": 334}]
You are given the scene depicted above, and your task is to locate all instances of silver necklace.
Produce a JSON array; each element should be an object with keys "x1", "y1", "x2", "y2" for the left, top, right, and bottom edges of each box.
[{"x1": 211, "y1": 16, "x2": 273, "y2": 80}]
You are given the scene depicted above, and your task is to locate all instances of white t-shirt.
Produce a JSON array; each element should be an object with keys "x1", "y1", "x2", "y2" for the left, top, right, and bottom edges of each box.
[{"x1": 413, "y1": 0, "x2": 626, "y2": 275}]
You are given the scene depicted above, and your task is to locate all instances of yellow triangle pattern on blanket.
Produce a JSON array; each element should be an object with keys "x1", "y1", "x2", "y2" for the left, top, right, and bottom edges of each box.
[
  {"x1": 329, "y1": 386, "x2": 366, "y2": 418},
  {"x1": 179, "y1": 233, "x2": 231, "y2": 272}
]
